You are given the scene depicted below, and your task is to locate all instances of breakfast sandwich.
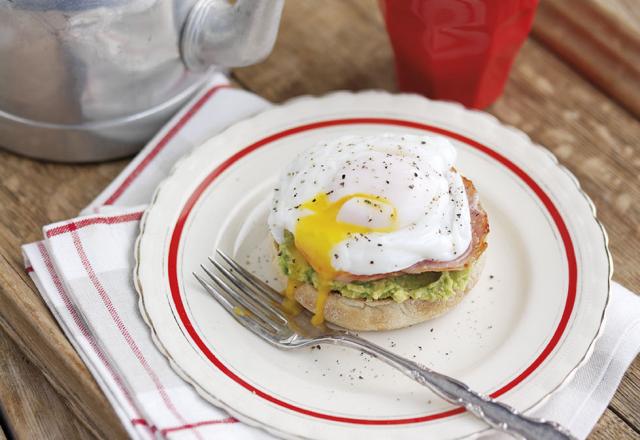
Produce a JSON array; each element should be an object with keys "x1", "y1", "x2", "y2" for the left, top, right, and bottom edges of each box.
[{"x1": 268, "y1": 133, "x2": 489, "y2": 331}]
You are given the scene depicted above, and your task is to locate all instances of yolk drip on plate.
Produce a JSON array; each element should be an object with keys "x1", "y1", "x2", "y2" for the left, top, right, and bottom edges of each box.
[
  {"x1": 282, "y1": 278, "x2": 302, "y2": 315},
  {"x1": 288, "y1": 192, "x2": 397, "y2": 325}
]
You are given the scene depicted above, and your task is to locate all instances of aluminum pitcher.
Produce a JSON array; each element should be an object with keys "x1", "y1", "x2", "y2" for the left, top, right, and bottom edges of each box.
[{"x1": 0, "y1": 0, "x2": 284, "y2": 162}]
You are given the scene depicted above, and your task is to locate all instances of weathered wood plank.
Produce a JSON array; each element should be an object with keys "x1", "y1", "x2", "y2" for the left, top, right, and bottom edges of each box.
[
  {"x1": 0, "y1": 0, "x2": 637, "y2": 437},
  {"x1": 610, "y1": 356, "x2": 640, "y2": 431},
  {"x1": 589, "y1": 409, "x2": 639, "y2": 440},
  {"x1": 232, "y1": 0, "x2": 395, "y2": 101},
  {"x1": 532, "y1": 0, "x2": 640, "y2": 118},
  {"x1": 0, "y1": 153, "x2": 128, "y2": 439},
  {"x1": 593, "y1": 0, "x2": 640, "y2": 30},
  {"x1": 0, "y1": 326, "x2": 95, "y2": 439}
]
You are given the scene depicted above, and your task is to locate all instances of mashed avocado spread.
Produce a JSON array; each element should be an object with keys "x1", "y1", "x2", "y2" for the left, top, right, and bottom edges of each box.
[{"x1": 277, "y1": 231, "x2": 471, "y2": 303}]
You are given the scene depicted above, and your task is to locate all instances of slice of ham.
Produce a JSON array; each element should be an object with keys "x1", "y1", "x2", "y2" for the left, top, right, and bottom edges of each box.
[{"x1": 334, "y1": 177, "x2": 489, "y2": 283}]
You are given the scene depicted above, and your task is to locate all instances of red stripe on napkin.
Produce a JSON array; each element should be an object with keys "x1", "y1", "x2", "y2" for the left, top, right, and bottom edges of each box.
[
  {"x1": 104, "y1": 85, "x2": 231, "y2": 206},
  {"x1": 36, "y1": 242, "x2": 156, "y2": 434},
  {"x1": 47, "y1": 212, "x2": 144, "y2": 238},
  {"x1": 68, "y1": 229, "x2": 203, "y2": 440},
  {"x1": 133, "y1": 417, "x2": 238, "y2": 436},
  {"x1": 132, "y1": 419, "x2": 157, "y2": 433},
  {"x1": 160, "y1": 417, "x2": 238, "y2": 435}
]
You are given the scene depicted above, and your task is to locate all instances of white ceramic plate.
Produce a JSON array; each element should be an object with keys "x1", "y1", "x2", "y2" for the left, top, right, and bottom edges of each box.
[{"x1": 135, "y1": 92, "x2": 611, "y2": 439}]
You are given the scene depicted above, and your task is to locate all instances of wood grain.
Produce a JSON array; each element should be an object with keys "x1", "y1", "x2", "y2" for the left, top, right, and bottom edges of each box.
[
  {"x1": 532, "y1": 0, "x2": 640, "y2": 118},
  {"x1": 590, "y1": 409, "x2": 640, "y2": 440},
  {"x1": 611, "y1": 356, "x2": 640, "y2": 430},
  {"x1": 0, "y1": 0, "x2": 637, "y2": 438},
  {"x1": 0, "y1": 154, "x2": 128, "y2": 439},
  {"x1": 593, "y1": 0, "x2": 640, "y2": 31},
  {"x1": 0, "y1": 326, "x2": 95, "y2": 439},
  {"x1": 232, "y1": 0, "x2": 395, "y2": 100}
]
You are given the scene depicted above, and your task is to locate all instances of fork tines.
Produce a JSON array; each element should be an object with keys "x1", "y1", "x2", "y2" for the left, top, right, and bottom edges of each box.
[{"x1": 194, "y1": 250, "x2": 289, "y2": 340}]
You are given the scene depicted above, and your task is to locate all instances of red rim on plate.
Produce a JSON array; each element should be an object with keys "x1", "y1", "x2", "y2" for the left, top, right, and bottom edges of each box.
[{"x1": 167, "y1": 118, "x2": 577, "y2": 425}]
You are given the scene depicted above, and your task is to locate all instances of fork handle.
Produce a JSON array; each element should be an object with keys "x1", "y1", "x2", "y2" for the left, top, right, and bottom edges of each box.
[{"x1": 330, "y1": 334, "x2": 576, "y2": 440}]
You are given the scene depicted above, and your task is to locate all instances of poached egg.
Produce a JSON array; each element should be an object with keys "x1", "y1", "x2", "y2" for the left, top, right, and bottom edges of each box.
[{"x1": 268, "y1": 133, "x2": 472, "y2": 323}]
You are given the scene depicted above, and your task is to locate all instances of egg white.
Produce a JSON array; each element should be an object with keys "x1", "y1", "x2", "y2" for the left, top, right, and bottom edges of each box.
[{"x1": 268, "y1": 133, "x2": 472, "y2": 276}]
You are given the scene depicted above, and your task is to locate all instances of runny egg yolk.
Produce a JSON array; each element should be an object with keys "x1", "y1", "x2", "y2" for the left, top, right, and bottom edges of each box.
[
  {"x1": 290, "y1": 192, "x2": 397, "y2": 325},
  {"x1": 282, "y1": 278, "x2": 301, "y2": 315}
]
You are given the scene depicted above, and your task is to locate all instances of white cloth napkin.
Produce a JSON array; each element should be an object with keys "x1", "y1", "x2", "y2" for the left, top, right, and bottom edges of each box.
[{"x1": 22, "y1": 72, "x2": 640, "y2": 439}]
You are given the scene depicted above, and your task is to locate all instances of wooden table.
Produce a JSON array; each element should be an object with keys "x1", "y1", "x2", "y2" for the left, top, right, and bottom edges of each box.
[{"x1": 0, "y1": 0, "x2": 638, "y2": 438}]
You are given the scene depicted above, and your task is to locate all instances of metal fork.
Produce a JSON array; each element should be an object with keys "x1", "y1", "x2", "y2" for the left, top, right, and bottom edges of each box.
[{"x1": 194, "y1": 250, "x2": 576, "y2": 440}]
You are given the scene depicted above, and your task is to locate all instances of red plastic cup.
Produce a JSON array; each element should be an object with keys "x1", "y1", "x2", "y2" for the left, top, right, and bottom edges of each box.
[{"x1": 380, "y1": 0, "x2": 539, "y2": 108}]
